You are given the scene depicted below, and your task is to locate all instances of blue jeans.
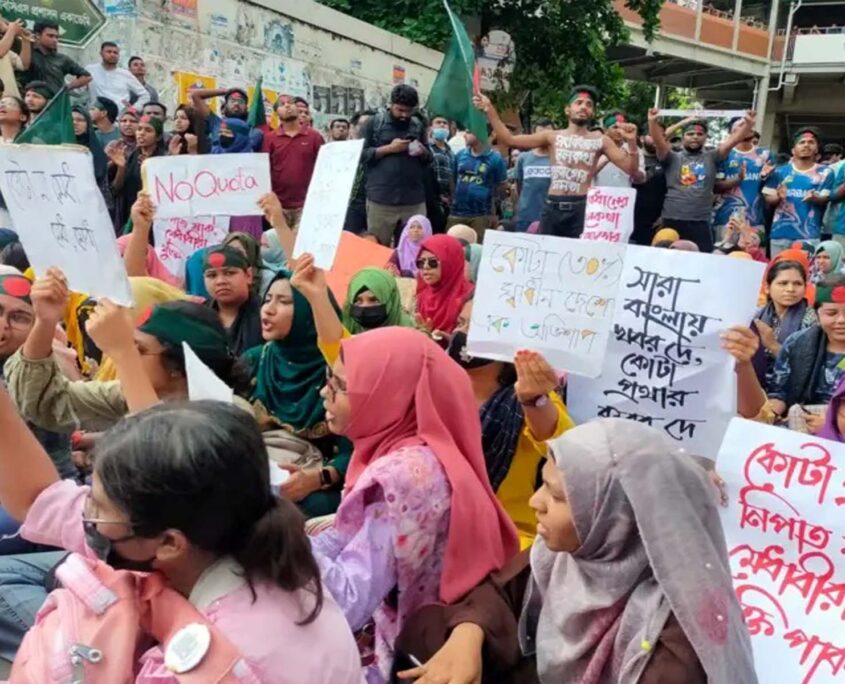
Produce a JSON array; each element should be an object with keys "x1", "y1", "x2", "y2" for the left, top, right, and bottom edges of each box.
[
  {"x1": 0, "y1": 551, "x2": 63, "y2": 662},
  {"x1": 0, "y1": 507, "x2": 56, "y2": 556}
]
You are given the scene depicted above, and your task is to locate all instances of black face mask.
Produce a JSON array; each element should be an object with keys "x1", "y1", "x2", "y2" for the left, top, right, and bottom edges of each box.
[
  {"x1": 448, "y1": 331, "x2": 494, "y2": 370},
  {"x1": 349, "y1": 303, "x2": 389, "y2": 329},
  {"x1": 219, "y1": 135, "x2": 235, "y2": 149},
  {"x1": 84, "y1": 521, "x2": 157, "y2": 572}
]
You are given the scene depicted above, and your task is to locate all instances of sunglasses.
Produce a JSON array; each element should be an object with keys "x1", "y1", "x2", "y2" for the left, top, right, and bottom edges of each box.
[{"x1": 416, "y1": 257, "x2": 440, "y2": 270}]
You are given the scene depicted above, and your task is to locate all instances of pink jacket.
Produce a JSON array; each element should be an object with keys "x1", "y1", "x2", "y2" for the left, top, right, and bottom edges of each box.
[{"x1": 19, "y1": 480, "x2": 364, "y2": 684}]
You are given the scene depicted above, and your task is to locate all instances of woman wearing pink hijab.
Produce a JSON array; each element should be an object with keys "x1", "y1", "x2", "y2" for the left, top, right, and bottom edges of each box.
[{"x1": 312, "y1": 326, "x2": 519, "y2": 683}]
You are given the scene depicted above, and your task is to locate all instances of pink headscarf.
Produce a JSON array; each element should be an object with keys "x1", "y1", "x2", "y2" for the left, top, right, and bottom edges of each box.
[
  {"x1": 415, "y1": 234, "x2": 474, "y2": 333},
  {"x1": 341, "y1": 327, "x2": 518, "y2": 602},
  {"x1": 396, "y1": 214, "x2": 432, "y2": 276},
  {"x1": 116, "y1": 235, "x2": 183, "y2": 289}
]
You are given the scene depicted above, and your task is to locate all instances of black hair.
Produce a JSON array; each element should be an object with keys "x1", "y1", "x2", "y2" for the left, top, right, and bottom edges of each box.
[
  {"x1": 0, "y1": 78, "x2": 5, "y2": 94},
  {"x1": 142, "y1": 101, "x2": 167, "y2": 116},
  {"x1": 330, "y1": 118, "x2": 349, "y2": 128},
  {"x1": 568, "y1": 84, "x2": 600, "y2": 104},
  {"x1": 1, "y1": 95, "x2": 29, "y2": 121},
  {"x1": 0, "y1": 241, "x2": 29, "y2": 271},
  {"x1": 390, "y1": 84, "x2": 419, "y2": 108},
  {"x1": 823, "y1": 143, "x2": 843, "y2": 156},
  {"x1": 293, "y1": 96, "x2": 308, "y2": 107},
  {"x1": 94, "y1": 96, "x2": 118, "y2": 123},
  {"x1": 100, "y1": 41, "x2": 118, "y2": 51},
  {"x1": 95, "y1": 401, "x2": 323, "y2": 624},
  {"x1": 128, "y1": 55, "x2": 144, "y2": 66},
  {"x1": 752, "y1": 130, "x2": 761, "y2": 138},
  {"x1": 151, "y1": 301, "x2": 252, "y2": 396},
  {"x1": 33, "y1": 21, "x2": 59, "y2": 34},
  {"x1": 766, "y1": 259, "x2": 806, "y2": 287},
  {"x1": 534, "y1": 117, "x2": 553, "y2": 129},
  {"x1": 350, "y1": 109, "x2": 376, "y2": 126},
  {"x1": 225, "y1": 88, "x2": 248, "y2": 103}
]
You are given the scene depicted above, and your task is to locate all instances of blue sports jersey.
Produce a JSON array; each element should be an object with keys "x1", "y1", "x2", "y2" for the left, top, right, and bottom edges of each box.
[
  {"x1": 712, "y1": 146, "x2": 771, "y2": 229},
  {"x1": 831, "y1": 161, "x2": 845, "y2": 236},
  {"x1": 764, "y1": 163, "x2": 834, "y2": 241}
]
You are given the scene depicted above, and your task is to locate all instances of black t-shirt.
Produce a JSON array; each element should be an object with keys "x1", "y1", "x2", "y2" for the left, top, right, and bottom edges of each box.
[{"x1": 631, "y1": 153, "x2": 666, "y2": 244}]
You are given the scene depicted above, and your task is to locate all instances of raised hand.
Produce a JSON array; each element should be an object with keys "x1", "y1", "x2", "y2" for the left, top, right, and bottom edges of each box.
[
  {"x1": 514, "y1": 349, "x2": 558, "y2": 402},
  {"x1": 84, "y1": 299, "x2": 136, "y2": 358},
  {"x1": 290, "y1": 252, "x2": 328, "y2": 301},
  {"x1": 30, "y1": 267, "x2": 70, "y2": 325}
]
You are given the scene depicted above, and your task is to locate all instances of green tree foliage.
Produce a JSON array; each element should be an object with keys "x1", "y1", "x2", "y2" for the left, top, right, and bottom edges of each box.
[{"x1": 318, "y1": 0, "x2": 665, "y2": 122}]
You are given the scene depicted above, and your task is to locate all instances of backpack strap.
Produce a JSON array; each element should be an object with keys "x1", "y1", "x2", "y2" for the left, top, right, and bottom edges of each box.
[{"x1": 140, "y1": 578, "x2": 261, "y2": 683}]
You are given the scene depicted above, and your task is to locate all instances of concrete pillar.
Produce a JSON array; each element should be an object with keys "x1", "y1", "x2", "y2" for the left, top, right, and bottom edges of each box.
[
  {"x1": 732, "y1": 0, "x2": 744, "y2": 51},
  {"x1": 754, "y1": 74, "x2": 770, "y2": 135},
  {"x1": 695, "y1": 0, "x2": 704, "y2": 42},
  {"x1": 653, "y1": 81, "x2": 666, "y2": 108}
]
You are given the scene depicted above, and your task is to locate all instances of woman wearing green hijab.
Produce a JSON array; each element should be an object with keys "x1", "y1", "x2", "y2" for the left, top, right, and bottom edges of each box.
[
  {"x1": 342, "y1": 267, "x2": 415, "y2": 334},
  {"x1": 243, "y1": 270, "x2": 350, "y2": 518},
  {"x1": 813, "y1": 240, "x2": 844, "y2": 283}
]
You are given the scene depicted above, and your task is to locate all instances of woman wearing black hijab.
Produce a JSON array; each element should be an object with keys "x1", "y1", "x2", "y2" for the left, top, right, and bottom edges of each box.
[{"x1": 71, "y1": 105, "x2": 108, "y2": 190}]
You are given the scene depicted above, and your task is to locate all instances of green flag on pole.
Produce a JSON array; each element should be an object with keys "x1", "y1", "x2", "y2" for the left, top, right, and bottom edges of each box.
[
  {"x1": 426, "y1": 1, "x2": 488, "y2": 144},
  {"x1": 247, "y1": 76, "x2": 266, "y2": 128},
  {"x1": 15, "y1": 87, "x2": 75, "y2": 145}
]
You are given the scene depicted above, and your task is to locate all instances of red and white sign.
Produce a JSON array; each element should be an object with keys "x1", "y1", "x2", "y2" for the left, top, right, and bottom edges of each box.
[
  {"x1": 581, "y1": 187, "x2": 635, "y2": 244},
  {"x1": 717, "y1": 418, "x2": 845, "y2": 684}
]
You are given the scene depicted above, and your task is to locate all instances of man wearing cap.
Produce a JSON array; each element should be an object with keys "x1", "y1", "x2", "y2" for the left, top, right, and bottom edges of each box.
[
  {"x1": 16, "y1": 21, "x2": 90, "y2": 95},
  {"x1": 86, "y1": 41, "x2": 149, "y2": 110},
  {"x1": 475, "y1": 85, "x2": 640, "y2": 238},
  {"x1": 263, "y1": 94, "x2": 324, "y2": 230},
  {"x1": 764, "y1": 127, "x2": 835, "y2": 257},
  {"x1": 190, "y1": 86, "x2": 262, "y2": 152},
  {"x1": 89, "y1": 96, "x2": 120, "y2": 147},
  {"x1": 712, "y1": 116, "x2": 774, "y2": 241},
  {"x1": 22, "y1": 80, "x2": 52, "y2": 118},
  {"x1": 648, "y1": 107, "x2": 756, "y2": 252},
  {"x1": 593, "y1": 111, "x2": 646, "y2": 188}
]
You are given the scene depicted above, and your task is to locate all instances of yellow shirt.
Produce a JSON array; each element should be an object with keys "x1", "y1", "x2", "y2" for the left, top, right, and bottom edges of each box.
[
  {"x1": 317, "y1": 328, "x2": 352, "y2": 366},
  {"x1": 496, "y1": 392, "x2": 575, "y2": 550}
]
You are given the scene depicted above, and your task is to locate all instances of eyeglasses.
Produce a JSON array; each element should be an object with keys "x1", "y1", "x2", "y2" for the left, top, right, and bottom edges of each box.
[
  {"x1": 81, "y1": 493, "x2": 135, "y2": 533},
  {"x1": 0, "y1": 309, "x2": 33, "y2": 330},
  {"x1": 415, "y1": 257, "x2": 440, "y2": 270},
  {"x1": 324, "y1": 366, "x2": 347, "y2": 401}
]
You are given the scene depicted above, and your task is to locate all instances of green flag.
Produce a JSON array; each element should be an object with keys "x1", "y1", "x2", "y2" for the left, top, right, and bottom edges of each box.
[
  {"x1": 426, "y1": 1, "x2": 488, "y2": 144},
  {"x1": 15, "y1": 87, "x2": 75, "y2": 145},
  {"x1": 247, "y1": 76, "x2": 266, "y2": 128}
]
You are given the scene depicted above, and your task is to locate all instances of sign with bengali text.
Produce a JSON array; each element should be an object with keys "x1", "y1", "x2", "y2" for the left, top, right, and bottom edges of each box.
[
  {"x1": 582, "y1": 186, "x2": 636, "y2": 243},
  {"x1": 0, "y1": 144, "x2": 131, "y2": 304},
  {"x1": 0, "y1": 0, "x2": 105, "y2": 47},
  {"x1": 153, "y1": 215, "x2": 229, "y2": 280},
  {"x1": 466, "y1": 232, "x2": 624, "y2": 376},
  {"x1": 717, "y1": 418, "x2": 845, "y2": 684},
  {"x1": 568, "y1": 245, "x2": 764, "y2": 455}
]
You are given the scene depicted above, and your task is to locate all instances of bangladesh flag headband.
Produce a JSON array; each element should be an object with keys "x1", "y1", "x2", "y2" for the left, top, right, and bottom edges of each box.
[
  {"x1": 815, "y1": 285, "x2": 845, "y2": 306},
  {"x1": 203, "y1": 245, "x2": 250, "y2": 272},
  {"x1": 137, "y1": 304, "x2": 231, "y2": 360},
  {"x1": 0, "y1": 274, "x2": 32, "y2": 303}
]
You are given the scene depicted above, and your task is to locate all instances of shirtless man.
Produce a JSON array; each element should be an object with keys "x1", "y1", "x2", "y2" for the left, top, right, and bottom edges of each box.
[{"x1": 474, "y1": 85, "x2": 639, "y2": 238}]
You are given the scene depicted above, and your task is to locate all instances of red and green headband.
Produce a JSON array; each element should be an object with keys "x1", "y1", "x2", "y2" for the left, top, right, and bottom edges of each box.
[
  {"x1": 0, "y1": 274, "x2": 32, "y2": 303},
  {"x1": 815, "y1": 285, "x2": 845, "y2": 306},
  {"x1": 137, "y1": 304, "x2": 231, "y2": 360}
]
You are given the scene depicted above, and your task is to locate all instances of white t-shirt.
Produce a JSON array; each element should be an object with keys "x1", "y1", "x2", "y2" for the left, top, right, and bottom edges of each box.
[
  {"x1": 86, "y1": 63, "x2": 149, "y2": 109},
  {"x1": 593, "y1": 145, "x2": 646, "y2": 188}
]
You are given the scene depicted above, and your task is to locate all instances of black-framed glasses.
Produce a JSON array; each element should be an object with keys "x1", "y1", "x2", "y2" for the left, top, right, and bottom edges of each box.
[{"x1": 416, "y1": 257, "x2": 440, "y2": 270}]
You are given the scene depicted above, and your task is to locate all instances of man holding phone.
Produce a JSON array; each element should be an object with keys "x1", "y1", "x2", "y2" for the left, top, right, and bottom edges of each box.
[{"x1": 360, "y1": 84, "x2": 431, "y2": 245}]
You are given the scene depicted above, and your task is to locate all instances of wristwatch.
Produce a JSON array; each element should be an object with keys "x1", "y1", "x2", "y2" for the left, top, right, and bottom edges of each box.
[
  {"x1": 519, "y1": 394, "x2": 549, "y2": 408},
  {"x1": 319, "y1": 468, "x2": 334, "y2": 489}
]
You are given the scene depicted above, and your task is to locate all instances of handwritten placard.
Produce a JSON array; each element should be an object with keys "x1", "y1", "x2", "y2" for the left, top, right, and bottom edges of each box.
[
  {"x1": 582, "y1": 187, "x2": 636, "y2": 243},
  {"x1": 143, "y1": 153, "x2": 271, "y2": 219},
  {"x1": 716, "y1": 418, "x2": 845, "y2": 683},
  {"x1": 0, "y1": 145, "x2": 131, "y2": 304},
  {"x1": 657, "y1": 109, "x2": 746, "y2": 119},
  {"x1": 568, "y1": 246, "x2": 764, "y2": 455},
  {"x1": 293, "y1": 139, "x2": 364, "y2": 269},
  {"x1": 466, "y1": 232, "x2": 624, "y2": 377},
  {"x1": 153, "y1": 216, "x2": 229, "y2": 279}
]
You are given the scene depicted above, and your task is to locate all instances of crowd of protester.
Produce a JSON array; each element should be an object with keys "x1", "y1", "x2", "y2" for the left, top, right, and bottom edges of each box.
[{"x1": 0, "y1": 16, "x2": 844, "y2": 684}]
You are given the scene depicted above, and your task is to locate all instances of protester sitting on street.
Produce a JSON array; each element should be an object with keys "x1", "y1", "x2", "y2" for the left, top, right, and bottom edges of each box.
[
  {"x1": 4, "y1": 267, "x2": 252, "y2": 434},
  {"x1": 242, "y1": 269, "x2": 351, "y2": 519},
  {"x1": 414, "y1": 234, "x2": 474, "y2": 334},
  {"x1": 766, "y1": 273, "x2": 845, "y2": 422},
  {"x1": 391, "y1": 214, "x2": 433, "y2": 277},
  {"x1": 201, "y1": 245, "x2": 263, "y2": 357},
  {"x1": 753, "y1": 259, "x2": 817, "y2": 389},
  {"x1": 311, "y1": 326, "x2": 519, "y2": 682},
  {"x1": 0, "y1": 393, "x2": 363, "y2": 683},
  {"x1": 396, "y1": 420, "x2": 756, "y2": 684},
  {"x1": 811, "y1": 240, "x2": 843, "y2": 283}
]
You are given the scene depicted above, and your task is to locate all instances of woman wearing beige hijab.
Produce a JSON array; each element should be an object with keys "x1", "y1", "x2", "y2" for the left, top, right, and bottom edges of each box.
[
  {"x1": 397, "y1": 419, "x2": 757, "y2": 684},
  {"x1": 447, "y1": 223, "x2": 478, "y2": 245}
]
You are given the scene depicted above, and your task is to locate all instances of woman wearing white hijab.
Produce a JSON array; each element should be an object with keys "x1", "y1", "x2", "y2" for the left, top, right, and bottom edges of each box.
[{"x1": 396, "y1": 419, "x2": 757, "y2": 684}]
